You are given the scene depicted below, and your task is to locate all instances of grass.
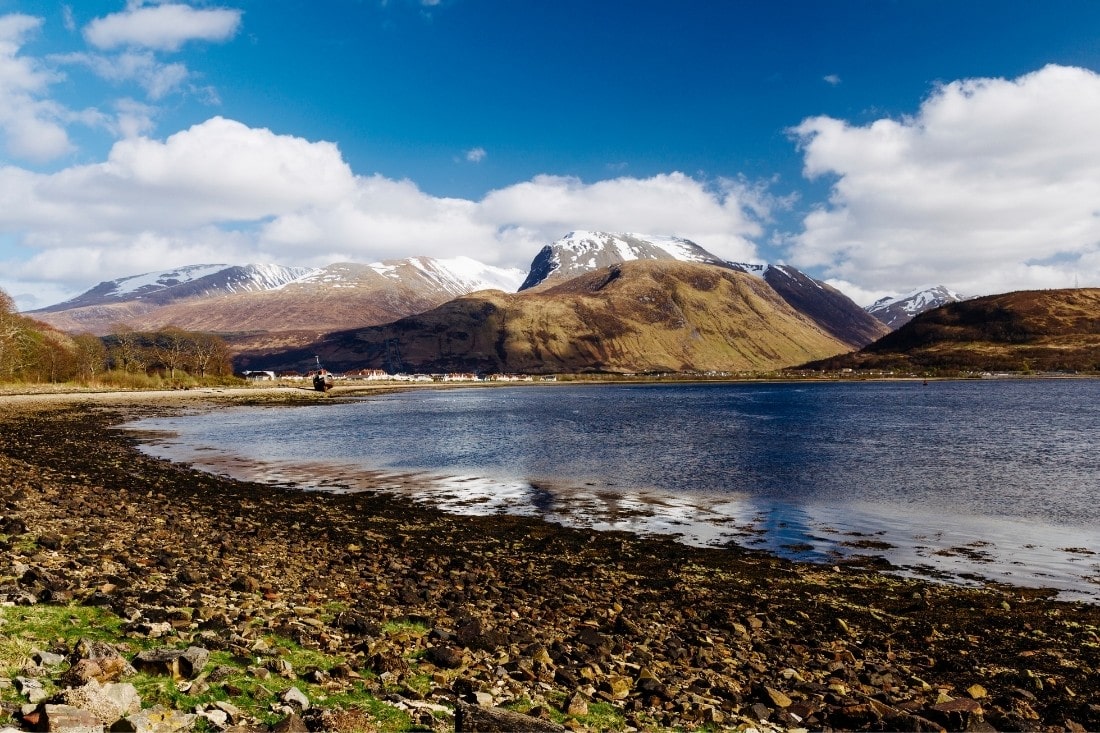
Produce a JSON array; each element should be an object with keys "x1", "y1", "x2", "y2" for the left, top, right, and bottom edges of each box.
[{"x1": 0, "y1": 605, "x2": 421, "y2": 732}]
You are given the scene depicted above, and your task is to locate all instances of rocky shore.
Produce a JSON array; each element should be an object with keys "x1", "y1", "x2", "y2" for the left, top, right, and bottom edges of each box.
[{"x1": 0, "y1": 391, "x2": 1097, "y2": 732}]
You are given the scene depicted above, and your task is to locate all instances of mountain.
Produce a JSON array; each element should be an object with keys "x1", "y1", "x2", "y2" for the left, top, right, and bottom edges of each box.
[
  {"x1": 28, "y1": 258, "x2": 525, "y2": 340},
  {"x1": 802, "y1": 288, "x2": 1100, "y2": 373},
  {"x1": 729, "y1": 263, "x2": 890, "y2": 347},
  {"x1": 36, "y1": 263, "x2": 315, "y2": 311},
  {"x1": 519, "y1": 231, "x2": 730, "y2": 290},
  {"x1": 520, "y1": 231, "x2": 887, "y2": 348},
  {"x1": 241, "y1": 260, "x2": 853, "y2": 375},
  {"x1": 867, "y1": 286, "x2": 966, "y2": 329}
]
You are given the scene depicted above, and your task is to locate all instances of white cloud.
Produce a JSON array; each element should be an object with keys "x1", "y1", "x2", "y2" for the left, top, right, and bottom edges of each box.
[
  {"x1": 53, "y1": 50, "x2": 189, "y2": 99},
  {"x1": 465, "y1": 146, "x2": 486, "y2": 163},
  {"x1": 84, "y1": 3, "x2": 242, "y2": 52},
  {"x1": 790, "y1": 64, "x2": 1100, "y2": 298},
  {"x1": 0, "y1": 14, "x2": 74, "y2": 161},
  {"x1": 477, "y1": 173, "x2": 763, "y2": 263},
  {"x1": 823, "y1": 74, "x2": 841, "y2": 86},
  {"x1": 0, "y1": 116, "x2": 774, "y2": 307}
]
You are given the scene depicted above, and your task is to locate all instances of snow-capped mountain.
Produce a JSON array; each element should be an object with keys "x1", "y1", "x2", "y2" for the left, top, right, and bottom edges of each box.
[
  {"x1": 867, "y1": 286, "x2": 966, "y2": 329},
  {"x1": 519, "y1": 232, "x2": 887, "y2": 348},
  {"x1": 34, "y1": 264, "x2": 318, "y2": 312},
  {"x1": 298, "y1": 256, "x2": 524, "y2": 297},
  {"x1": 28, "y1": 257, "x2": 524, "y2": 338},
  {"x1": 519, "y1": 231, "x2": 730, "y2": 290}
]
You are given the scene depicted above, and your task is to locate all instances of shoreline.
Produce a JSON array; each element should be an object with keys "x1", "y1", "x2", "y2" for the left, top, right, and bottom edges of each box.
[{"x1": 1, "y1": 390, "x2": 1098, "y2": 731}]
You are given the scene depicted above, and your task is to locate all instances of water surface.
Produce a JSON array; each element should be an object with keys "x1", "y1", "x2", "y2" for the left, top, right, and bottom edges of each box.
[{"x1": 126, "y1": 380, "x2": 1100, "y2": 601}]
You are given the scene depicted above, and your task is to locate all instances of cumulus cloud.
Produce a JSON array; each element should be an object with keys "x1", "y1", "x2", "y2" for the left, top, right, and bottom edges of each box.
[
  {"x1": 465, "y1": 146, "x2": 486, "y2": 163},
  {"x1": 0, "y1": 14, "x2": 74, "y2": 161},
  {"x1": 823, "y1": 74, "x2": 841, "y2": 86},
  {"x1": 0, "y1": 116, "x2": 773, "y2": 306},
  {"x1": 84, "y1": 3, "x2": 242, "y2": 52},
  {"x1": 790, "y1": 64, "x2": 1100, "y2": 300}
]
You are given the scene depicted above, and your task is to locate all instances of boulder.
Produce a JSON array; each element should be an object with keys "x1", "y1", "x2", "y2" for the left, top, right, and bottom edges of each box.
[
  {"x1": 108, "y1": 705, "x2": 195, "y2": 733},
  {"x1": 454, "y1": 702, "x2": 565, "y2": 732},
  {"x1": 59, "y1": 681, "x2": 142, "y2": 725}
]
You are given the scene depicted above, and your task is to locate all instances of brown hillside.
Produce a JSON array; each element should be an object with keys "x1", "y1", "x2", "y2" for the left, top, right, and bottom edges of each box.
[
  {"x1": 802, "y1": 288, "x2": 1100, "y2": 372},
  {"x1": 241, "y1": 260, "x2": 853, "y2": 374}
]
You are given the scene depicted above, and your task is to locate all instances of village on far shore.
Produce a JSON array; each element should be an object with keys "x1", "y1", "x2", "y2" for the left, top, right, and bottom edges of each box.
[{"x1": 241, "y1": 368, "x2": 560, "y2": 384}]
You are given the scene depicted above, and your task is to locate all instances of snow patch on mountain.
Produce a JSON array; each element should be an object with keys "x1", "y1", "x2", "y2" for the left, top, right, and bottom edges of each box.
[
  {"x1": 867, "y1": 286, "x2": 966, "y2": 328},
  {"x1": 520, "y1": 231, "x2": 729, "y2": 290}
]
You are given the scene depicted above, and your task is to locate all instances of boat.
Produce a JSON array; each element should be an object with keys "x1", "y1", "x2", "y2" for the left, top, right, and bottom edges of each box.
[{"x1": 312, "y1": 356, "x2": 334, "y2": 392}]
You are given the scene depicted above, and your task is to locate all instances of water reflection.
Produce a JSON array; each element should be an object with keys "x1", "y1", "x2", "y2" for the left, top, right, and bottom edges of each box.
[{"x1": 124, "y1": 380, "x2": 1100, "y2": 602}]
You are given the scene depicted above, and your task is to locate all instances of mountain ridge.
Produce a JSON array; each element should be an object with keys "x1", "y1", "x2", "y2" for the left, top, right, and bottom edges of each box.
[
  {"x1": 803, "y1": 288, "x2": 1100, "y2": 373},
  {"x1": 239, "y1": 260, "x2": 854, "y2": 375}
]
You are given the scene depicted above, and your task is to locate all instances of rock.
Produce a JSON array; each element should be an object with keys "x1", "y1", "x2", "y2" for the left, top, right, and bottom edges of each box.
[
  {"x1": 270, "y1": 713, "x2": 308, "y2": 733},
  {"x1": 280, "y1": 686, "x2": 309, "y2": 711},
  {"x1": 110, "y1": 705, "x2": 196, "y2": 733},
  {"x1": 565, "y1": 692, "x2": 589, "y2": 717},
  {"x1": 15, "y1": 677, "x2": 48, "y2": 705},
  {"x1": 32, "y1": 650, "x2": 67, "y2": 667},
  {"x1": 59, "y1": 681, "x2": 142, "y2": 725},
  {"x1": 71, "y1": 640, "x2": 131, "y2": 682},
  {"x1": 928, "y1": 697, "x2": 984, "y2": 730},
  {"x1": 967, "y1": 683, "x2": 988, "y2": 699},
  {"x1": 131, "y1": 647, "x2": 208, "y2": 680},
  {"x1": 196, "y1": 709, "x2": 227, "y2": 729},
  {"x1": 423, "y1": 645, "x2": 464, "y2": 669},
  {"x1": 454, "y1": 702, "x2": 565, "y2": 732},
  {"x1": 762, "y1": 685, "x2": 793, "y2": 708},
  {"x1": 32, "y1": 703, "x2": 105, "y2": 733}
]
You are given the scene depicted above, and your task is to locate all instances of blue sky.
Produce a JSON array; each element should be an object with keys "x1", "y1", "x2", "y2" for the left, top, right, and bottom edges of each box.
[{"x1": 3, "y1": 0, "x2": 1100, "y2": 310}]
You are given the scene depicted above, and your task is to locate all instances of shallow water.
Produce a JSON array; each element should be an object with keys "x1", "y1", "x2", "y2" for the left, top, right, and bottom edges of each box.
[{"x1": 125, "y1": 379, "x2": 1100, "y2": 601}]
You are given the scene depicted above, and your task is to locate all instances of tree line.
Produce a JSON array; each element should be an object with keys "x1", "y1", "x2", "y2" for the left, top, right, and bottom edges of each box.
[{"x1": 0, "y1": 289, "x2": 234, "y2": 385}]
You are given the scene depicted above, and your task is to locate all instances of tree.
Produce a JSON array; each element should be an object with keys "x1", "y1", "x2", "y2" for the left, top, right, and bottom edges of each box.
[
  {"x1": 152, "y1": 327, "x2": 190, "y2": 379},
  {"x1": 108, "y1": 324, "x2": 147, "y2": 374},
  {"x1": 72, "y1": 333, "x2": 108, "y2": 382},
  {"x1": 188, "y1": 332, "x2": 232, "y2": 378}
]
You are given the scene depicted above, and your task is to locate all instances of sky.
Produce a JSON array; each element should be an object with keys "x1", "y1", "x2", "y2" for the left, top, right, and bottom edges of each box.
[{"x1": 2, "y1": 0, "x2": 1100, "y2": 311}]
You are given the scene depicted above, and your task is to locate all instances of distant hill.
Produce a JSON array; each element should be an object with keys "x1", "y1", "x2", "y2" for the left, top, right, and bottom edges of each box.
[
  {"x1": 28, "y1": 259, "x2": 525, "y2": 342},
  {"x1": 803, "y1": 288, "x2": 1100, "y2": 373},
  {"x1": 867, "y1": 286, "x2": 967, "y2": 329},
  {"x1": 239, "y1": 260, "x2": 853, "y2": 375}
]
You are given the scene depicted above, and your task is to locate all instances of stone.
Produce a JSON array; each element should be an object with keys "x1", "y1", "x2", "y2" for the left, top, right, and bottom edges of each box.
[
  {"x1": 424, "y1": 645, "x2": 464, "y2": 669},
  {"x1": 763, "y1": 686, "x2": 793, "y2": 708},
  {"x1": 196, "y1": 709, "x2": 228, "y2": 729},
  {"x1": 15, "y1": 677, "x2": 48, "y2": 705},
  {"x1": 110, "y1": 705, "x2": 196, "y2": 733},
  {"x1": 132, "y1": 647, "x2": 208, "y2": 680},
  {"x1": 454, "y1": 702, "x2": 565, "y2": 732},
  {"x1": 929, "y1": 697, "x2": 983, "y2": 729},
  {"x1": 33, "y1": 650, "x2": 67, "y2": 667},
  {"x1": 59, "y1": 681, "x2": 142, "y2": 725},
  {"x1": 565, "y1": 692, "x2": 589, "y2": 717},
  {"x1": 270, "y1": 713, "x2": 308, "y2": 733},
  {"x1": 967, "y1": 683, "x2": 988, "y2": 699},
  {"x1": 35, "y1": 703, "x2": 105, "y2": 733},
  {"x1": 280, "y1": 686, "x2": 310, "y2": 711}
]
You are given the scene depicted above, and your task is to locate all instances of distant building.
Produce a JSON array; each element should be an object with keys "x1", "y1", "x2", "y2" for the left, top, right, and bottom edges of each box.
[{"x1": 241, "y1": 370, "x2": 276, "y2": 381}]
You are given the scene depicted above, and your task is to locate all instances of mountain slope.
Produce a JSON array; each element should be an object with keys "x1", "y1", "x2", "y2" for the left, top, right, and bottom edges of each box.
[
  {"x1": 730, "y1": 263, "x2": 890, "y2": 347},
  {"x1": 867, "y1": 286, "x2": 966, "y2": 329},
  {"x1": 28, "y1": 258, "x2": 524, "y2": 339},
  {"x1": 242, "y1": 260, "x2": 853, "y2": 374},
  {"x1": 803, "y1": 288, "x2": 1100, "y2": 372}
]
